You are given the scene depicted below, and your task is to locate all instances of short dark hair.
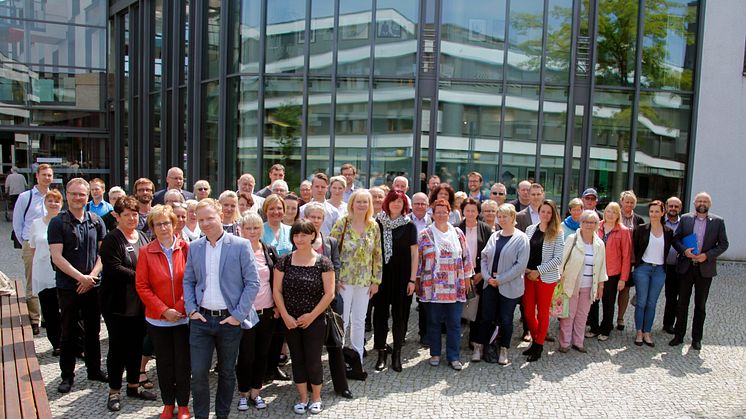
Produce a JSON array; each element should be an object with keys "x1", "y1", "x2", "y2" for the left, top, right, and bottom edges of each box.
[
  {"x1": 467, "y1": 171, "x2": 483, "y2": 182},
  {"x1": 269, "y1": 164, "x2": 285, "y2": 173},
  {"x1": 114, "y1": 195, "x2": 140, "y2": 214},
  {"x1": 238, "y1": 192, "x2": 254, "y2": 209},
  {"x1": 312, "y1": 172, "x2": 329, "y2": 185},
  {"x1": 340, "y1": 163, "x2": 356, "y2": 175},
  {"x1": 290, "y1": 219, "x2": 317, "y2": 243},
  {"x1": 460, "y1": 197, "x2": 481, "y2": 215},
  {"x1": 429, "y1": 183, "x2": 455, "y2": 207},
  {"x1": 382, "y1": 190, "x2": 411, "y2": 216},
  {"x1": 648, "y1": 200, "x2": 665, "y2": 213}
]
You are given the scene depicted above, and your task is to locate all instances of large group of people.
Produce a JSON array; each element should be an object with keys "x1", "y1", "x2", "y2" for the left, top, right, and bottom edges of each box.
[{"x1": 9, "y1": 163, "x2": 729, "y2": 417}]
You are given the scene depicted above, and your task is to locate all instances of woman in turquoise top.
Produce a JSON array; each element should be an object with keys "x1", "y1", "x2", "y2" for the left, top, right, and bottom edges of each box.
[{"x1": 262, "y1": 194, "x2": 293, "y2": 256}]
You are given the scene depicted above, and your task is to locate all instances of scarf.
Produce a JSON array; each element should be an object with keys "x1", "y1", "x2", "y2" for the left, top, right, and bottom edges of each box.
[
  {"x1": 377, "y1": 212, "x2": 411, "y2": 264},
  {"x1": 429, "y1": 222, "x2": 461, "y2": 262},
  {"x1": 563, "y1": 216, "x2": 580, "y2": 231}
]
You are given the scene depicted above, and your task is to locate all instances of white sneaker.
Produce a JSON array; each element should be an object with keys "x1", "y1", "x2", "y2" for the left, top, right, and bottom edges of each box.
[
  {"x1": 293, "y1": 402, "x2": 307, "y2": 415},
  {"x1": 308, "y1": 400, "x2": 323, "y2": 414},
  {"x1": 237, "y1": 397, "x2": 249, "y2": 411},
  {"x1": 449, "y1": 360, "x2": 463, "y2": 371},
  {"x1": 471, "y1": 344, "x2": 482, "y2": 362},
  {"x1": 498, "y1": 347, "x2": 509, "y2": 365}
]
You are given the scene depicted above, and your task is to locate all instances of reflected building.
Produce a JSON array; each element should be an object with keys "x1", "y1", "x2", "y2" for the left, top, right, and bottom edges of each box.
[{"x1": 1, "y1": 0, "x2": 701, "y2": 210}]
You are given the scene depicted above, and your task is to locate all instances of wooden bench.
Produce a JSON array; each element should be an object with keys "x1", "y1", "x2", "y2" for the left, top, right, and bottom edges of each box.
[{"x1": 0, "y1": 280, "x2": 52, "y2": 419}]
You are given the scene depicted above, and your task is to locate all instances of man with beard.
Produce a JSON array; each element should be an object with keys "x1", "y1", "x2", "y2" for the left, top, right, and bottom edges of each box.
[
  {"x1": 133, "y1": 178, "x2": 154, "y2": 237},
  {"x1": 669, "y1": 192, "x2": 728, "y2": 350},
  {"x1": 662, "y1": 196, "x2": 683, "y2": 334}
]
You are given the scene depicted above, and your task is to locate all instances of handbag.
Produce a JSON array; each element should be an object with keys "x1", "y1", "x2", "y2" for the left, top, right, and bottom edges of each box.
[
  {"x1": 550, "y1": 281, "x2": 570, "y2": 318},
  {"x1": 461, "y1": 293, "x2": 480, "y2": 322},
  {"x1": 324, "y1": 306, "x2": 344, "y2": 347}
]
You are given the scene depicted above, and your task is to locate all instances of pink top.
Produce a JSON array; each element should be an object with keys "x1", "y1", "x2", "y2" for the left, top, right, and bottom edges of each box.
[{"x1": 253, "y1": 248, "x2": 274, "y2": 310}]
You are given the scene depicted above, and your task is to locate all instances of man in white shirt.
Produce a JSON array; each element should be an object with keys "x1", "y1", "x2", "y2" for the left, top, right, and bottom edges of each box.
[
  {"x1": 237, "y1": 173, "x2": 265, "y2": 213},
  {"x1": 340, "y1": 163, "x2": 359, "y2": 203},
  {"x1": 299, "y1": 173, "x2": 342, "y2": 235},
  {"x1": 255, "y1": 164, "x2": 285, "y2": 198},
  {"x1": 409, "y1": 192, "x2": 431, "y2": 234}
]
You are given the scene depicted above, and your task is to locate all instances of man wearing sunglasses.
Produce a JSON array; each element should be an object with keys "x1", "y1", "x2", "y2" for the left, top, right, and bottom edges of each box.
[
  {"x1": 582, "y1": 188, "x2": 604, "y2": 220},
  {"x1": 489, "y1": 183, "x2": 507, "y2": 205}
]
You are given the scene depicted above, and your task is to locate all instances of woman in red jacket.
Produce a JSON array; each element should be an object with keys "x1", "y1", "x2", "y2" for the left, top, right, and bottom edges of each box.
[
  {"x1": 587, "y1": 202, "x2": 631, "y2": 341},
  {"x1": 136, "y1": 205, "x2": 190, "y2": 419}
]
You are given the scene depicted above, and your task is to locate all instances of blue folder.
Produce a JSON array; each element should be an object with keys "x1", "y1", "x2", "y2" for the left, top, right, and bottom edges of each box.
[{"x1": 682, "y1": 233, "x2": 699, "y2": 255}]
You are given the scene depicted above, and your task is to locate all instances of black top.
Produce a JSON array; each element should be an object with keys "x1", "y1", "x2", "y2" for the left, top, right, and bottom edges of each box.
[
  {"x1": 99, "y1": 228, "x2": 149, "y2": 316},
  {"x1": 378, "y1": 221, "x2": 418, "y2": 291},
  {"x1": 458, "y1": 220, "x2": 493, "y2": 274},
  {"x1": 277, "y1": 254, "x2": 334, "y2": 318},
  {"x1": 527, "y1": 228, "x2": 544, "y2": 270},
  {"x1": 632, "y1": 223, "x2": 673, "y2": 268},
  {"x1": 47, "y1": 210, "x2": 107, "y2": 290},
  {"x1": 490, "y1": 235, "x2": 512, "y2": 277}
]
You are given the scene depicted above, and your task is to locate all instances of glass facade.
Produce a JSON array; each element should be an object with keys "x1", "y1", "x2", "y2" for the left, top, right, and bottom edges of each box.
[
  {"x1": 104, "y1": 0, "x2": 701, "y2": 210},
  {"x1": 0, "y1": 0, "x2": 109, "y2": 186}
]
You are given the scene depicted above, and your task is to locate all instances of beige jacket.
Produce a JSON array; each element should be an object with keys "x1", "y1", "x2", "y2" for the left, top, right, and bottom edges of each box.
[{"x1": 559, "y1": 232, "x2": 608, "y2": 302}]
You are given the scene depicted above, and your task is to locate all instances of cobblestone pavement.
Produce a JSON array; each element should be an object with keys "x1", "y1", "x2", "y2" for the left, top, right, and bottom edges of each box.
[{"x1": 1, "y1": 220, "x2": 745, "y2": 418}]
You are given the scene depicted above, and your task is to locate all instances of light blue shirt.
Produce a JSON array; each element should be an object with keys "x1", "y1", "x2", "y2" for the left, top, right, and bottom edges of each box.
[
  {"x1": 13, "y1": 186, "x2": 47, "y2": 242},
  {"x1": 86, "y1": 199, "x2": 114, "y2": 218},
  {"x1": 263, "y1": 223, "x2": 293, "y2": 256}
]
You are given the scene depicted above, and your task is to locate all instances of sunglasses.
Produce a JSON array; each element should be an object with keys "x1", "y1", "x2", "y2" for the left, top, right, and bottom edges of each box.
[
  {"x1": 197, "y1": 187, "x2": 210, "y2": 191},
  {"x1": 491, "y1": 191, "x2": 505, "y2": 196}
]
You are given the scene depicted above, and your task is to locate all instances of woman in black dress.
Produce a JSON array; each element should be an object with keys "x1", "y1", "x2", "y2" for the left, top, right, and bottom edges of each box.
[
  {"x1": 373, "y1": 190, "x2": 418, "y2": 372},
  {"x1": 273, "y1": 219, "x2": 336, "y2": 415}
]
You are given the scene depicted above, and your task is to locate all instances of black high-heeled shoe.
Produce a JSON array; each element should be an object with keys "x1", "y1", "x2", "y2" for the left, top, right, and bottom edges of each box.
[
  {"x1": 374, "y1": 349, "x2": 387, "y2": 371},
  {"x1": 526, "y1": 344, "x2": 543, "y2": 362},
  {"x1": 522, "y1": 343, "x2": 536, "y2": 356},
  {"x1": 391, "y1": 349, "x2": 402, "y2": 372}
]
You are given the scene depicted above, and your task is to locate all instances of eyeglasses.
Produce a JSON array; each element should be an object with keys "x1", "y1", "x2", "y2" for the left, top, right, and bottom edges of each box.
[
  {"x1": 197, "y1": 187, "x2": 209, "y2": 191},
  {"x1": 491, "y1": 191, "x2": 505, "y2": 196},
  {"x1": 170, "y1": 202, "x2": 188, "y2": 209},
  {"x1": 582, "y1": 221, "x2": 598, "y2": 225},
  {"x1": 154, "y1": 221, "x2": 172, "y2": 229},
  {"x1": 583, "y1": 196, "x2": 597, "y2": 201}
]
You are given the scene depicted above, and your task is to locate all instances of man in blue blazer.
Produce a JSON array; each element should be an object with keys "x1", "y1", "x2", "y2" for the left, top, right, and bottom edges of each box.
[
  {"x1": 183, "y1": 198, "x2": 260, "y2": 419},
  {"x1": 669, "y1": 192, "x2": 728, "y2": 350}
]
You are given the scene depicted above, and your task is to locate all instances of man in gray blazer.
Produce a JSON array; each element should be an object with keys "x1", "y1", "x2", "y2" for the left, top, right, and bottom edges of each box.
[
  {"x1": 515, "y1": 183, "x2": 545, "y2": 232},
  {"x1": 183, "y1": 198, "x2": 260, "y2": 419},
  {"x1": 669, "y1": 192, "x2": 728, "y2": 350}
]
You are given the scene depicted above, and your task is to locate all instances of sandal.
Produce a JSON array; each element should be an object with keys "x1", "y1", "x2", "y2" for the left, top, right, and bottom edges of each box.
[
  {"x1": 107, "y1": 393, "x2": 121, "y2": 412},
  {"x1": 139, "y1": 371, "x2": 154, "y2": 390}
]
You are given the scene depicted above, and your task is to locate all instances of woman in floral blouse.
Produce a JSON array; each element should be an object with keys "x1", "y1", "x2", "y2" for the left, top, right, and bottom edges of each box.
[
  {"x1": 330, "y1": 189, "x2": 382, "y2": 369},
  {"x1": 416, "y1": 199, "x2": 474, "y2": 371}
]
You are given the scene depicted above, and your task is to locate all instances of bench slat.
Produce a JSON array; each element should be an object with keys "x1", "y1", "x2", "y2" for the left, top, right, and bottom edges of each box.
[
  {"x1": 0, "y1": 293, "x2": 7, "y2": 419},
  {"x1": 1, "y1": 292, "x2": 21, "y2": 418},
  {"x1": 15, "y1": 282, "x2": 51, "y2": 418},
  {"x1": 9, "y1": 283, "x2": 37, "y2": 419}
]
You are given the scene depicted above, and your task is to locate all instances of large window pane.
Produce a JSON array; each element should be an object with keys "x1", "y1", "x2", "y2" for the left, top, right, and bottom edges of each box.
[
  {"x1": 265, "y1": 0, "x2": 306, "y2": 74},
  {"x1": 374, "y1": 0, "x2": 418, "y2": 77},
  {"x1": 264, "y1": 77, "x2": 303, "y2": 189},
  {"x1": 502, "y1": 84, "x2": 538, "y2": 189},
  {"x1": 153, "y1": 0, "x2": 163, "y2": 91},
  {"x1": 370, "y1": 79, "x2": 415, "y2": 188},
  {"x1": 334, "y1": 77, "x2": 369, "y2": 181},
  {"x1": 228, "y1": 76, "x2": 260, "y2": 179},
  {"x1": 440, "y1": 0, "x2": 506, "y2": 80},
  {"x1": 596, "y1": 0, "x2": 638, "y2": 87},
  {"x1": 202, "y1": 0, "x2": 220, "y2": 80},
  {"x1": 507, "y1": 0, "x2": 544, "y2": 82},
  {"x1": 545, "y1": 0, "x2": 573, "y2": 84},
  {"x1": 337, "y1": 0, "x2": 372, "y2": 76},
  {"x1": 199, "y1": 81, "x2": 220, "y2": 186},
  {"x1": 588, "y1": 90, "x2": 633, "y2": 202},
  {"x1": 633, "y1": 92, "x2": 690, "y2": 203},
  {"x1": 152, "y1": 92, "x2": 162, "y2": 185},
  {"x1": 27, "y1": 133, "x2": 110, "y2": 183},
  {"x1": 231, "y1": 0, "x2": 261, "y2": 74},
  {"x1": 0, "y1": 0, "x2": 107, "y2": 26},
  {"x1": 641, "y1": 0, "x2": 698, "y2": 91},
  {"x1": 539, "y1": 86, "x2": 569, "y2": 200},
  {"x1": 308, "y1": 0, "x2": 334, "y2": 76},
  {"x1": 435, "y1": 81, "x2": 502, "y2": 192},
  {"x1": 306, "y1": 77, "x2": 332, "y2": 177}
]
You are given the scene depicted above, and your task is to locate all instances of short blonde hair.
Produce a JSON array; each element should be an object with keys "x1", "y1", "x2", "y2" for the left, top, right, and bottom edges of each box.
[
  {"x1": 481, "y1": 200, "x2": 498, "y2": 212},
  {"x1": 195, "y1": 198, "x2": 222, "y2": 215},
  {"x1": 66, "y1": 177, "x2": 90, "y2": 191},
  {"x1": 185, "y1": 199, "x2": 199, "y2": 212},
  {"x1": 262, "y1": 193, "x2": 286, "y2": 214},
  {"x1": 147, "y1": 204, "x2": 177, "y2": 230},
  {"x1": 603, "y1": 202, "x2": 623, "y2": 226},
  {"x1": 164, "y1": 189, "x2": 185, "y2": 203},
  {"x1": 619, "y1": 190, "x2": 637, "y2": 205},
  {"x1": 454, "y1": 191, "x2": 467, "y2": 201},
  {"x1": 329, "y1": 175, "x2": 347, "y2": 189},
  {"x1": 496, "y1": 203, "x2": 517, "y2": 224},
  {"x1": 218, "y1": 190, "x2": 238, "y2": 202},
  {"x1": 303, "y1": 202, "x2": 326, "y2": 219},
  {"x1": 347, "y1": 189, "x2": 374, "y2": 224},
  {"x1": 239, "y1": 212, "x2": 264, "y2": 228},
  {"x1": 567, "y1": 198, "x2": 583, "y2": 210}
]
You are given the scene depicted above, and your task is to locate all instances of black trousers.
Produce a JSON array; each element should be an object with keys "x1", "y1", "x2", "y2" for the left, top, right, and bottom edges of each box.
[
  {"x1": 285, "y1": 316, "x2": 326, "y2": 385},
  {"x1": 324, "y1": 294, "x2": 349, "y2": 393},
  {"x1": 373, "y1": 275, "x2": 413, "y2": 350},
  {"x1": 599, "y1": 275, "x2": 621, "y2": 335},
  {"x1": 104, "y1": 313, "x2": 145, "y2": 390},
  {"x1": 236, "y1": 311, "x2": 275, "y2": 392},
  {"x1": 58, "y1": 287, "x2": 101, "y2": 380},
  {"x1": 265, "y1": 322, "x2": 287, "y2": 378},
  {"x1": 673, "y1": 265, "x2": 712, "y2": 342},
  {"x1": 662, "y1": 264, "x2": 679, "y2": 329},
  {"x1": 38, "y1": 287, "x2": 61, "y2": 349},
  {"x1": 468, "y1": 284, "x2": 484, "y2": 343},
  {"x1": 148, "y1": 323, "x2": 191, "y2": 406},
  {"x1": 418, "y1": 299, "x2": 427, "y2": 339}
]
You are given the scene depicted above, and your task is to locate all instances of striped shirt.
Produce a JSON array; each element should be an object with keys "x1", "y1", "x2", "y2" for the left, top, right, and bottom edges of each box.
[{"x1": 580, "y1": 243, "x2": 594, "y2": 288}]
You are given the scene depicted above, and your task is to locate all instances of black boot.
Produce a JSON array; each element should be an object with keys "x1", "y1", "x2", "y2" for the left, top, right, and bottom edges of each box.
[
  {"x1": 522, "y1": 343, "x2": 536, "y2": 356},
  {"x1": 527, "y1": 343, "x2": 543, "y2": 362},
  {"x1": 375, "y1": 349, "x2": 387, "y2": 371},
  {"x1": 391, "y1": 348, "x2": 402, "y2": 372}
]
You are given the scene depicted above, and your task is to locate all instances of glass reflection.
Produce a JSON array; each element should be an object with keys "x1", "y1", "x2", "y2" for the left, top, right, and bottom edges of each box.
[
  {"x1": 588, "y1": 90, "x2": 632, "y2": 202},
  {"x1": 231, "y1": 0, "x2": 261, "y2": 74},
  {"x1": 203, "y1": 0, "x2": 220, "y2": 79},
  {"x1": 507, "y1": 0, "x2": 544, "y2": 82},
  {"x1": 595, "y1": 0, "x2": 638, "y2": 86},
  {"x1": 26, "y1": 133, "x2": 110, "y2": 178},
  {"x1": 502, "y1": 84, "x2": 538, "y2": 189},
  {"x1": 334, "y1": 77, "x2": 369, "y2": 179},
  {"x1": 306, "y1": 78, "x2": 331, "y2": 176},
  {"x1": 154, "y1": 0, "x2": 163, "y2": 91},
  {"x1": 370, "y1": 79, "x2": 415, "y2": 187},
  {"x1": 374, "y1": 0, "x2": 418, "y2": 77},
  {"x1": 229, "y1": 76, "x2": 260, "y2": 178},
  {"x1": 337, "y1": 0, "x2": 372, "y2": 76},
  {"x1": 0, "y1": 0, "x2": 107, "y2": 26},
  {"x1": 200, "y1": 81, "x2": 220, "y2": 186},
  {"x1": 633, "y1": 92, "x2": 690, "y2": 201},
  {"x1": 641, "y1": 0, "x2": 698, "y2": 91},
  {"x1": 545, "y1": 0, "x2": 572, "y2": 83},
  {"x1": 264, "y1": 77, "x2": 303, "y2": 189},
  {"x1": 309, "y1": 0, "x2": 334, "y2": 75},
  {"x1": 265, "y1": 0, "x2": 306, "y2": 74}
]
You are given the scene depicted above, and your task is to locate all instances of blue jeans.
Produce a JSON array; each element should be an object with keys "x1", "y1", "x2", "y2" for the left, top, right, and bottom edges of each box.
[
  {"x1": 633, "y1": 264, "x2": 666, "y2": 333},
  {"x1": 189, "y1": 315, "x2": 244, "y2": 419},
  {"x1": 427, "y1": 302, "x2": 463, "y2": 362},
  {"x1": 479, "y1": 286, "x2": 522, "y2": 348}
]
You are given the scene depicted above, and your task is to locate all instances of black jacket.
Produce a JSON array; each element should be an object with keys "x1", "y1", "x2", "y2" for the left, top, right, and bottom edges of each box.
[
  {"x1": 260, "y1": 241, "x2": 279, "y2": 291},
  {"x1": 458, "y1": 220, "x2": 493, "y2": 275},
  {"x1": 632, "y1": 223, "x2": 673, "y2": 268},
  {"x1": 99, "y1": 228, "x2": 149, "y2": 316},
  {"x1": 672, "y1": 213, "x2": 729, "y2": 277}
]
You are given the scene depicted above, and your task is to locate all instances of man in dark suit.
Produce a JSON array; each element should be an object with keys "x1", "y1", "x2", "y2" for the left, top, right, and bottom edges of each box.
[
  {"x1": 508, "y1": 180, "x2": 531, "y2": 212},
  {"x1": 669, "y1": 192, "x2": 728, "y2": 350},
  {"x1": 515, "y1": 183, "x2": 544, "y2": 232},
  {"x1": 152, "y1": 167, "x2": 195, "y2": 205}
]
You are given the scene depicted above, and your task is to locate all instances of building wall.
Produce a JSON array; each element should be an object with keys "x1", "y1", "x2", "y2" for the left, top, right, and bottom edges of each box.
[{"x1": 692, "y1": 0, "x2": 746, "y2": 260}]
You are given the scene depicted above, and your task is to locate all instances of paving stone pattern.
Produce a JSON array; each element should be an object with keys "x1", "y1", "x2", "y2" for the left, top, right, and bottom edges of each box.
[{"x1": 1, "y1": 221, "x2": 744, "y2": 418}]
